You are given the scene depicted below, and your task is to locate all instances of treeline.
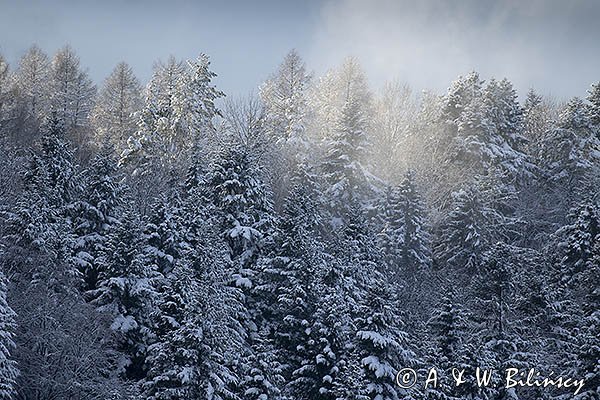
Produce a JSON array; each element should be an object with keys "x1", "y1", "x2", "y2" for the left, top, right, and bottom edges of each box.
[{"x1": 0, "y1": 46, "x2": 598, "y2": 400}]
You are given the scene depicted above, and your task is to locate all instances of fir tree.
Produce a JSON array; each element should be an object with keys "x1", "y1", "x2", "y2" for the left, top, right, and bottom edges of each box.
[
  {"x1": 259, "y1": 161, "x2": 325, "y2": 398},
  {"x1": 123, "y1": 55, "x2": 222, "y2": 173},
  {"x1": 379, "y1": 170, "x2": 432, "y2": 281},
  {"x1": 587, "y1": 81, "x2": 600, "y2": 129},
  {"x1": 72, "y1": 143, "x2": 123, "y2": 293},
  {"x1": 540, "y1": 97, "x2": 600, "y2": 207},
  {"x1": 95, "y1": 207, "x2": 158, "y2": 380},
  {"x1": 207, "y1": 141, "x2": 275, "y2": 284},
  {"x1": 434, "y1": 186, "x2": 488, "y2": 273},
  {"x1": 556, "y1": 200, "x2": 600, "y2": 399},
  {"x1": 354, "y1": 279, "x2": 411, "y2": 400},
  {"x1": 321, "y1": 95, "x2": 372, "y2": 224},
  {"x1": 425, "y1": 286, "x2": 471, "y2": 400},
  {"x1": 173, "y1": 54, "x2": 224, "y2": 140},
  {"x1": 0, "y1": 271, "x2": 17, "y2": 399}
]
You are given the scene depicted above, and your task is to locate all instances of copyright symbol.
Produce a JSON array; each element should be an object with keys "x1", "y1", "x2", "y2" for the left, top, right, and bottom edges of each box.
[{"x1": 396, "y1": 368, "x2": 417, "y2": 389}]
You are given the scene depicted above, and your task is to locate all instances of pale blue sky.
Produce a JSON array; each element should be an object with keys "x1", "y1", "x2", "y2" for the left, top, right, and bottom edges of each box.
[{"x1": 1, "y1": 0, "x2": 599, "y2": 99}]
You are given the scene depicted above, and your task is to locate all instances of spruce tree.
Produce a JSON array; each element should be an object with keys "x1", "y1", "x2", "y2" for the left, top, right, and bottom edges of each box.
[
  {"x1": 72, "y1": 143, "x2": 123, "y2": 293},
  {"x1": 260, "y1": 161, "x2": 325, "y2": 399},
  {"x1": 321, "y1": 94, "x2": 372, "y2": 224},
  {"x1": 587, "y1": 81, "x2": 600, "y2": 129},
  {"x1": 354, "y1": 279, "x2": 411, "y2": 400},
  {"x1": 425, "y1": 286, "x2": 471, "y2": 400},
  {"x1": 435, "y1": 186, "x2": 488, "y2": 273},
  {"x1": 94, "y1": 207, "x2": 158, "y2": 380},
  {"x1": 556, "y1": 200, "x2": 600, "y2": 399},
  {"x1": 379, "y1": 170, "x2": 432, "y2": 281},
  {"x1": 0, "y1": 271, "x2": 17, "y2": 400}
]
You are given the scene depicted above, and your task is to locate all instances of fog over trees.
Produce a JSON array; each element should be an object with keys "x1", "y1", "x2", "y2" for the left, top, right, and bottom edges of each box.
[{"x1": 0, "y1": 45, "x2": 598, "y2": 400}]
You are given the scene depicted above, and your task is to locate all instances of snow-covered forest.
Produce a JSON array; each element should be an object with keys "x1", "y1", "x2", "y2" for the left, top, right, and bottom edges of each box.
[{"x1": 0, "y1": 45, "x2": 598, "y2": 400}]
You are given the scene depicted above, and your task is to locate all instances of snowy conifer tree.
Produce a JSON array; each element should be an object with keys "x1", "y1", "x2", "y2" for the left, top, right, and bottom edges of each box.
[
  {"x1": 434, "y1": 186, "x2": 488, "y2": 273},
  {"x1": 50, "y1": 46, "x2": 96, "y2": 131},
  {"x1": 260, "y1": 50, "x2": 311, "y2": 144},
  {"x1": 321, "y1": 94, "x2": 373, "y2": 224},
  {"x1": 472, "y1": 243, "x2": 538, "y2": 400},
  {"x1": 0, "y1": 55, "x2": 12, "y2": 132},
  {"x1": 379, "y1": 170, "x2": 432, "y2": 281},
  {"x1": 257, "y1": 161, "x2": 326, "y2": 398},
  {"x1": 72, "y1": 144, "x2": 123, "y2": 293},
  {"x1": 545, "y1": 98, "x2": 600, "y2": 185},
  {"x1": 207, "y1": 141, "x2": 275, "y2": 284},
  {"x1": 173, "y1": 54, "x2": 224, "y2": 140},
  {"x1": 12, "y1": 45, "x2": 51, "y2": 124},
  {"x1": 424, "y1": 286, "x2": 473, "y2": 400},
  {"x1": 587, "y1": 81, "x2": 600, "y2": 129},
  {"x1": 91, "y1": 62, "x2": 143, "y2": 151},
  {"x1": 145, "y1": 253, "x2": 242, "y2": 400},
  {"x1": 123, "y1": 55, "x2": 222, "y2": 174},
  {"x1": 0, "y1": 271, "x2": 17, "y2": 399},
  {"x1": 290, "y1": 266, "x2": 352, "y2": 400},
  {"x1": 557, "y1": 200, "x2": 600, "y2": 281},
  {"x1": 354, "y1": 278, "x2": 414, "y2": 400},
  {"x1": 95, "y1": 207, "x2": 158, "y2": 380}
]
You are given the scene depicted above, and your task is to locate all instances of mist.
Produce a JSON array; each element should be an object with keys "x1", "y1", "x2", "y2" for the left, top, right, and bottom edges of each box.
[{"x1": 307, "y1": 0, "x2": 600, "y2": 99}]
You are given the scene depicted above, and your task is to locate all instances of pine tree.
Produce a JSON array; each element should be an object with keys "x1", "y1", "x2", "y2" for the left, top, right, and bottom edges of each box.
[
  {"x1": 91, "y1": 62, "x2": 143, "y2": 151},
  {"x1": 424, "y1": 286, "x2": 473, "y2": 400},
  {"x1": 441, "y1": 72, "x2": 483, "y2": 124},
  {"x1": 206, "y1": 141, "x2": 283, "y2": 400},
  {"x1": 439, "y1": 73, "x2": 533, "y2": 187},
  {"x1": 0, "y1": 271, "x2": 18, "y2": 399},
  {"x1": 207, "y1": 141, "x2": 275, "y2": 283},
  {"x1": 140, "y1": 197, "x2": 182, "y2": 277},
  {"x1": 555, "y1": 200, "x2": 600, "y2": 399},
  {"x1": 173, "y1": 54, "x2": 224, "y2": 140},
  {"x1": 472, "y1": 243, "x2": 538, "y2": 400},
  {"x1": 539, "y1": 98, "x2": 600, "y2": 215},
  {"x1": 523, "y1": 88, "x2": 551, "y2": 156},
  {"x1": 145, "y1": 258, "x2": 241, "y2": 400},
  {"x1": 547, "y1": 97, "x2": 600, "y2": 183},
  {"x1": 0, "y1": 115, "x2": 125, "y2": 398},
  {"x1": 557, "y1": 200, "x2": 600, "y2": 281},
  {"x1": 2, "y1": 115, "x2": 80, "y2": 273},
  {"x1": 291, "y1": 266, "x2": 352, "y2": 400}
]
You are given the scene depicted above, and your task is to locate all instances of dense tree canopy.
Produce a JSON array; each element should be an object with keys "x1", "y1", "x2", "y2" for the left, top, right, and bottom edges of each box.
[{"x1": 0, "y1": 45, "x2": 597, "y2": 400}]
